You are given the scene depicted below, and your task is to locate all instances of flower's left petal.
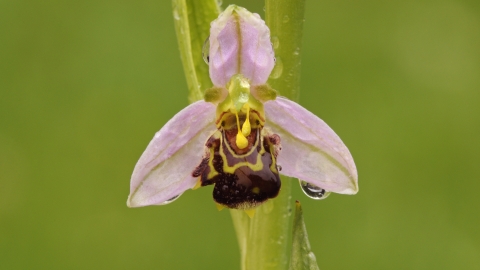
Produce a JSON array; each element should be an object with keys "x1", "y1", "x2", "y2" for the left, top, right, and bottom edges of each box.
[
  {"x1": 264, "y1": 97, "x2": 358, "y2": 194},
  {"x1": 127, "y1": 101, "x2": 216, "y2": 207}
]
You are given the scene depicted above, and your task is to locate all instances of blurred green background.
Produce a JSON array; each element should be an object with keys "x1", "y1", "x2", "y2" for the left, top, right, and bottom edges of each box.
[{"x1": 1, "y1": 0, "x2": 479, "y2": 269}]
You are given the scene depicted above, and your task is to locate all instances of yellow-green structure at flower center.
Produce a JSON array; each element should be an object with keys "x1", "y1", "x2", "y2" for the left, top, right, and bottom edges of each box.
[{"x1": 215, "y1": 74, "x2": 271, "y2": 148}]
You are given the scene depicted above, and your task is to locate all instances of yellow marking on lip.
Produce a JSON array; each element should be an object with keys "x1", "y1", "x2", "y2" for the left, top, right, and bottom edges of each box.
[
  {"x1": 207, "y1": 147, "x2": 219, "y2": 180},
  {"x1": 220, "y1": 130, "x2": 265, "y2": 174},
  {"x1": 241, "y1": 104, "x2": 251, "y2": 137},
  {"x1": 235, "y1": 112, "x2": 248, "y2": 149},
  {"x1": 268, "y1": 143, "x2": 278, "y2": 174},
  {"x1": 216, "y1": 203, "x2": 225, "y2": 211},
  {"x1": 244, "y1": 208, "x2": 256, "y2": 218},
  {"x1": 192, "y1": 178, "x2": 202, "y2": 190}
]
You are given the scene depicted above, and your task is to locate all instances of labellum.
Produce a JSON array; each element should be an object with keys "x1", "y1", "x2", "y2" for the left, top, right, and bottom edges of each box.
[{"x1": 192, "y1": 84, "x2": 281, "y2": 209}]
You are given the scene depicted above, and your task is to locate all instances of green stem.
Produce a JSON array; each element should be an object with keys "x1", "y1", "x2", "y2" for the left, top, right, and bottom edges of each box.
[
  {"x1": 172, "y1": 1, "x2": 306, "y2": 269},
  {"x1": 266, "y1": 0, "x2": 306, "y2": 102},
  {"x1": 172, "y1": 0, "x2": 220, "y2": 102},
  {"x1": 230, "y1": 183, "x2": 292, "y2": 270},
  {"x1": 229, "y1": 1, "x2": 306, "y2": 270}
]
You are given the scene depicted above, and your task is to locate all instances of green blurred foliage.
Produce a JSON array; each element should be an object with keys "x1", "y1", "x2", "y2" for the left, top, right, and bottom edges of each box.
[{"x1": 1, "y1": 0, "x2": 479, "y2": 269}]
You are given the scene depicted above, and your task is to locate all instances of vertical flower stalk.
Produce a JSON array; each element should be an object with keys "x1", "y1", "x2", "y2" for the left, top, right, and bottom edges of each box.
[
  {"x1": 171, "y1": 2, "x2": 302, "y2": 265},
  {"x1": 172, "y1": 0, "x2": 220, "y2": 102},
  {"x1": 171, "y1": 0, "x2": 308, "y2": 269},
  {"x1": 266, "y1": 0, "x2": 306, "y2": 101},
  {"x1": 229, "y1": 1, "x2": 306, "y2": 269}
]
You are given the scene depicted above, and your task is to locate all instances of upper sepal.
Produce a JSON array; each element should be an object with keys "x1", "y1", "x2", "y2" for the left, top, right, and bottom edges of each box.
[
  {"x1": 209, "y1": 5, "x2": 275, "y2": 87},
  {"x1": 127, "y1": 101, "x2": 216, "y2": 207},
  {"x1": 264, "y1": 97, "x2": 358, "y2": 194}
]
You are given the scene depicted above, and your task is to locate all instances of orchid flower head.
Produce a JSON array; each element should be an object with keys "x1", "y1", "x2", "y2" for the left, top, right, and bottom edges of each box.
[{"x1": 127, "y1": 5, "x2": 358, "y2": 210}]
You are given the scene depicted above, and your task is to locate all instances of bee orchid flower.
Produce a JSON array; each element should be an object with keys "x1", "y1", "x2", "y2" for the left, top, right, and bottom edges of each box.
[{"x1": 127, "y1": 5, "x2": 358, "y2": 210}]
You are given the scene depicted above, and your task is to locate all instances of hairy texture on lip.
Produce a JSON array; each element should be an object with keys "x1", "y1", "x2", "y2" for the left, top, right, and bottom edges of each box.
[{"x1": 193, "y1": 128, "x2": 281, "y2": 209}]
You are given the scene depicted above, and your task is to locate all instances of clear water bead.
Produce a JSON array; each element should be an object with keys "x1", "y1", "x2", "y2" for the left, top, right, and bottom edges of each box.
[
  {"x1": 202, "y1": 36, "x2": 210, "y2": 64},
  {"x1": 158, "y1": 194, "x2": 181, "y2": 205},
  {"x1": 269, "y1": 56, "x2": 283, "y2": 79},
  {"x1": 299, "y1": 180, "x2": 331, "y2": 200},
  {"x1": 271, "y1": 36, "x2": 280, "y2": 49}
]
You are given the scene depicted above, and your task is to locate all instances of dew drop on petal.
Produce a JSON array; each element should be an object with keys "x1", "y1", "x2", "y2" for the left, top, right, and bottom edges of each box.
[
  {"x1": 269, "y1": 56, "x2": 283, "y2": 79},
  {"x1": 202, "y1": 36, "x2": 210, "y2": 65},
  {"x1": 299, "y1": 180, "x2": 331, "y2": 200},
  {"x1": 271, "y1": 36, "x2": 280, "y2": 49},
  {"x1": 158, "y1": 194, "x2": 182, "y2": 205}
]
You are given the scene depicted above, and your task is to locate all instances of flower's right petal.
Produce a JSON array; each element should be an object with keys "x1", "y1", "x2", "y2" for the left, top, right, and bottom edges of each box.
[
  {"x1": 264, "y1": 97, "x2": 358, "y2": 194},
  {"x1": 127, "y1": 101, "x2": 216, "y2": 207}
]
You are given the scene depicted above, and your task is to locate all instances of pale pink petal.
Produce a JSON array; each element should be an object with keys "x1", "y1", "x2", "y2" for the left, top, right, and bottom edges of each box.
[
  {"x1": 209, "y1": 11, "x2": 239, "y2": 87},
  {"x1": 127, "y1": 101, "x2": 216, "y2": 207},
  {"x1": 238, "y1": 10, "x2": 275, "y2": 85},
  {"x1": 264, "y1": 97, "x2": 358, "y2": 194},
  {"x1": 209, "y1": 5, "x2": 275, "y2": 87}
]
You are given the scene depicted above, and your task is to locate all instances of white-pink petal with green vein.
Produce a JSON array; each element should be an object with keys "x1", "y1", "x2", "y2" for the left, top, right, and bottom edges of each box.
[
  {"x1": 127, "y1": 101, "x2": 215, "y2": 207},
  {"x1": 265, "y1": 97, "x2": 358, "y2": 194}
]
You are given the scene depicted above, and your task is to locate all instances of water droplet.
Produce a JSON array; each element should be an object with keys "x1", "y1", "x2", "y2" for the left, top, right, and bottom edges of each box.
[
  {"x1": 283, "y1": 15, "x2": 290, "y2": 23},
  {"x1": 202, "y1": 36, "x2": 210, "y2": 65},
  {"x1": 271, "y1": 36, "x2": 280, "y2": 49},
  {"x1": 172, "y1": 2, "x2": 181, "y2": 20},
  {"x1": 158, "y1": 194, "x2": 181, "y2": 205},
  {"x1": 216, "y1": 0, "x2": 223, "y2": 6},
  {"x1": 173, "y1": 12, "x2": 180, "y2": 20},
  {"x1": 277, "y1": 165, "x2": 282, "y2": 171},
  {"x1": 269, "y1": 57, "x2": 283, "y2": 79},
  {"x1": 293, "y1": 47, "x2": 300, "y2": 56},
  {"x1": 173, "y1": 7, "x2": 180, "y2": 20},
  {"x1": 308, "y1": 251, "x2": 317, "y2": 261},
  {"x1": 299, "y1": 180, "x2": 331, "y2": 200}
]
